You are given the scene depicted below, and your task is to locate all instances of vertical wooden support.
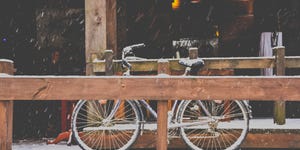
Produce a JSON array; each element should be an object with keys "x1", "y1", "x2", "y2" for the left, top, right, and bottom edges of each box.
[
  {"x1": 273, "y1": 46, "x2": 286, "y2": 125},
  {"x1": 85, "y1": 0, "x2": 117, "y2": 75},
  {"x1": 157, "y1": 59, "x2": 170, "y2": 150},
  {"x1": 0, "y1": 59, "x2": 14, "y2": 150},
  {"x1": 117, "y1": 0, "x2": 127, "y2": 58},
  {"x1": 105, "y1": 50, "x2": 114, "y2": 76},
  {"x1": 247, "y1": 0, "x2": 254, "y2": 15},
  {"x1": 105, "y1": 50, "x2": 125, "y2": 118},
  {"x1": 158, "y1": 58, "x2": 172, "y2": 110},
  {"x1": 189, "y1": 47, "x2": 198, "y2": 59},
  {"x1": 157, "y1": 59, "x2": 171, "y2": 75}
]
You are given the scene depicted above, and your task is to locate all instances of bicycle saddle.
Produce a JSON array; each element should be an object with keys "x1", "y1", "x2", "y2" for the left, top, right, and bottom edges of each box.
[
  {"x1": 179, "y1": 58, "x2": 204, "y2": 68},
  {"x1": 179, "y1": 58, "x2": 204, "y2": 75}
]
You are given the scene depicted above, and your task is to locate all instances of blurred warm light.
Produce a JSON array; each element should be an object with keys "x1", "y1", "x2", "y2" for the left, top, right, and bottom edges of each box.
[
  {"x1": 172, "y1": 0, "x2": 180, "y2": 10},
  {"x1": 172, "y1": 0, "x2": 202, "y2": 10},
  {"x1": 191, "y1": 0, "x2": 201, "y2": 3},
  {"x1": 216, "y1": 30, "x2": 220, "y2": 37},
  {"x1": 214, "y1": 25, "x2": 220, "y2": 37}
]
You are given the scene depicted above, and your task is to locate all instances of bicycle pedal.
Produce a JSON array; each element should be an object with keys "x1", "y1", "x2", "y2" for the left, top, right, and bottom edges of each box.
[{"x1": 190, "y1": 105, "x2": 199, "y2": 111}]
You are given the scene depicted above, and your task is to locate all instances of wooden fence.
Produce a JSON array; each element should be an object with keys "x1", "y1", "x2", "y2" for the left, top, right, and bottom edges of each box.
[
  {"x1": 92, "y1": 46, "x2": 300, "y2": 125},
  {"x1": 1, "y1": 47, "x2": 300, "y2": 150},
  {"x1": 93, "y1": 48, "x2": 300, "y2": 72}
]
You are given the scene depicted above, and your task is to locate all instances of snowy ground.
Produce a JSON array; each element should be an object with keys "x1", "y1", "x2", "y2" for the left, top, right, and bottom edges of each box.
[
  {"x1": 249, "y1": 118, "x2": 300, "y2": 129},
  {"x1": 12, "y1": 118, "x2": 300, "y2": 150},
  {"x1": 13, "y1": 140, "x2": 81, "y2": 150}
]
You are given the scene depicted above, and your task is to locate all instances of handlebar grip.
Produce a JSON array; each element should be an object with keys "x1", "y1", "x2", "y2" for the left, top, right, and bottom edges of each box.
[
  {"x1": 123, "y1": 43, "x2": 146, "y2": 57},
  {"x1": 129, "y1": 43, "x2": 146, "y2": 50}
]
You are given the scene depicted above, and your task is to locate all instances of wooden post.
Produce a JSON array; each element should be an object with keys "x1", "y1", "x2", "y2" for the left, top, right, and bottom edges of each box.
[
  {"x1": 105, "y1": 50, "x2": 114, "y2": 76},
  {"x1": 157, "y1": 59, "x2": 170, "y2": 150},
  {"x1": 247, "y1": 0, "x2": 254, "y2": 15},
  {"x1": 0, "y1": 59, "x2": 14, "y2": 150},
  {"x1": 85, "y1": 0, "x2": 117, "y2": 75},
  {"x1": 189, "y1": 47, "x2": 198, "y2": 59},
  {"x1": 273, "y1": 46, "x2": 286, "y2": 125},
  {"x1": 117, "y1": 0, "x2": 127, "y2": 59}
]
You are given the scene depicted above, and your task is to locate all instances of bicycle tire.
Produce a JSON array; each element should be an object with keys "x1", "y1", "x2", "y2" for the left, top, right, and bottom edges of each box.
[
  {"x1": 71, "y1": 100, "x2": 141, "y2": 150},
  {"x1": 177, "y1": 100, "x2": 249, "y2": 150}
]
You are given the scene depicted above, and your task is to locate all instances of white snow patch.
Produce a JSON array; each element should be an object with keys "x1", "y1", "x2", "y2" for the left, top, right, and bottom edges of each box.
[
  {"x1": 13, "y1": 140, "x2": 81, "y2": 150},
  {"x1": 0, "y1": 59, "x2": 14, "y2": 63}
]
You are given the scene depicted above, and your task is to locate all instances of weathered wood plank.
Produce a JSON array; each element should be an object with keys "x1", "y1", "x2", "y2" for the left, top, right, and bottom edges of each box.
[
  {"x1": 106, "y1": 0, "x2": 117, "y2": 53},
  {"x1": 285, "y1": 56, "x2": 300, "y2": 68},
  {"x1": 0, "y1": 59, "x2": 14, "y2": 75},
  {"x1": 203, "y1": 57, "x2": 274, "y2": 69},
  {"x1": 0, "y1": 60, "x2": 14, "y2": 150},
  {"x1": 1, "y1": 76, "x2": 300, "y2": 101},
  {"x1": 85, "y1": 0, "x2": 105, "y2": 75},
  {"x1": 131, "y1": 130, "x2": 300, "y2": 149},
  {"x1": 0, "y1": 101, "x2": 13, "y2": 150},
  {"x1": 105, "y1": 50, "x2": 114, "y2": 75},
  {"x1": 156, "y1": 60, "x2": 169, "y2": 150},
  {"x1": 116, "y1": 0, "x2": 127, "y2": 58},
  {"x1": 242, "y1": 132, "x2": 300, "y2": 148},
  {"x1": 85, "y1": 0, "x2": 117, "y2": 75},
  {"x1": 157, "y1": 100, "x2": 168, "y2": 149},
  {"x1": 93, "y1": 57, "x2": 276, "y2": 73},
  {"x1": 93, "y1": 56, "x2": 300, "y2": 73},
  {"x1": 273, "y1": 46, "x2": 286, "y2": 125}
]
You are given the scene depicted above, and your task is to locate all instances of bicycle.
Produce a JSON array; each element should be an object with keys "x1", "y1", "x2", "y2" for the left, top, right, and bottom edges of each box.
[{"x1": 71, "y1": 44, "x2": 251, "y2": 150}]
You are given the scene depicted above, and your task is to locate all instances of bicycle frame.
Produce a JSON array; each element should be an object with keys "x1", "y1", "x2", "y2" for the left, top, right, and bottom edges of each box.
[{"x1": 101, "y1": 100, "x2": 252, "y2": 133}]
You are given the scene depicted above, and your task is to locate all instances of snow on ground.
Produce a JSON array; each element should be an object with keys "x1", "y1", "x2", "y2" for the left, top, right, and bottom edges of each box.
[
  {"x1": 12, "y1": 118, "x2": 300, "y2": 149},
  {"x1": 13, "y1": 140, "x2": 81, "y2": 150},
  {"x1": 249, "y1": 118, "x2": 300, "y2": 129}
]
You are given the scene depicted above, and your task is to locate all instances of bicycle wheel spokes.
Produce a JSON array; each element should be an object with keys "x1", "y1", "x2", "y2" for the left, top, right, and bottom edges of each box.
[
  {"x1": 72, "y1": 100, "x2": 141, "y2": 150},
  {"x1": 178, "y1": 100, "x2": 249, "y2": 150}
]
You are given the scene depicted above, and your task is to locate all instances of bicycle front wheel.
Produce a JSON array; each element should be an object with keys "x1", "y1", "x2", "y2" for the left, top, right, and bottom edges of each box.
[
  {"x1": 71, "y1": 100, "x2": 141, "y2": 150},
  {"x1": 177, "y1": 100, "x2": 249, "y2": 150}
]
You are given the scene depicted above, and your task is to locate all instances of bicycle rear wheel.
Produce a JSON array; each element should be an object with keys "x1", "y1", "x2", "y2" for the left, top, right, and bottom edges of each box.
[
  {"x1": 177, "y1": 100, "x2": 249, "y2": 150},
  {"x1": 71, "y1": 100, "x2": 141, "y2": 150}
]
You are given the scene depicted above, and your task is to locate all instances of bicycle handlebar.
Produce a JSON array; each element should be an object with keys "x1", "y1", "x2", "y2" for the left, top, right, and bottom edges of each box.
[
  {"x1": 122, "y1": 43, "x2": 146, "y2": 73},
  {"x1": 127, "y1": 43, "x2": 146, "y2": 50},
  {"x1": 121, "y1": 43, "x2": 205, "y2": 76},
  {"x1": 122, "y1": 43, "x2": 146, "y2": 57}
]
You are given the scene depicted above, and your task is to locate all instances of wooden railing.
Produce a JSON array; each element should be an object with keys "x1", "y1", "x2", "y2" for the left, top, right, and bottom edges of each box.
[
  {"x1": 1, "y1": 47, "x2": 300, "y2": 149},
  {"x1": 93, "y1": 55, "x2": 300, "y2": 72},
  {"x1": 1, "y1": 76, "x2": 300, "y2": 101},
  {"x1": 91, "y1": 46, "x2": 299, "y2": 125}
]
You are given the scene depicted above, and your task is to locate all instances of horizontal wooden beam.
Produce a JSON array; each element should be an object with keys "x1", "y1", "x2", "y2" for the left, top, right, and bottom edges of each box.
[
  {"x1": 131, "y1": 118, "x2": 300, "y2": 149},
  {"x1": 1, "y1": 76, "x2": 300, "y2": 101},
  {"x1": 132, "y1": 130, "x2": 300, "y2": 149},
  {"x1": 285, "y1": 56, "x2": 300, "y2": 68},
  {"x1": 92, "y1": 56, "x2": 300, "y2": 73},
  {"x1": 93, "y1": 56, "x2": 300, "y2": 72},
  {"x1": 94, "y1": 57, "x2": 275, "y2": 72}
]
